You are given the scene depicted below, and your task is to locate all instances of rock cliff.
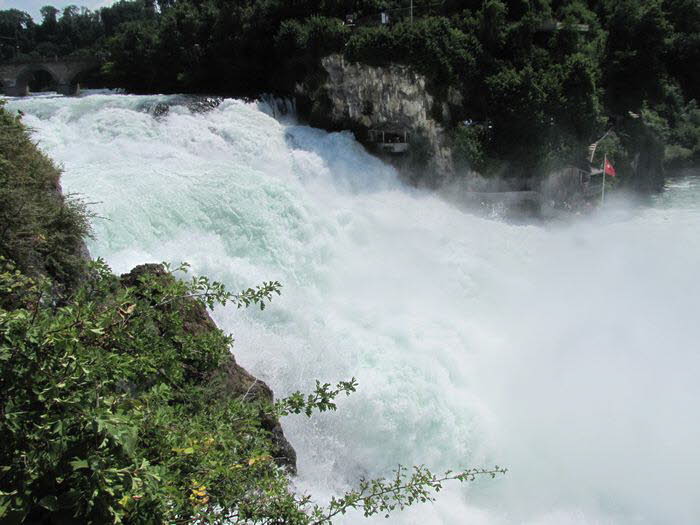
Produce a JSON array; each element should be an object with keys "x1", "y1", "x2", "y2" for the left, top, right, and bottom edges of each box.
[{"x1": 297, "y1": 54, "x2": 460, "y2": 184}]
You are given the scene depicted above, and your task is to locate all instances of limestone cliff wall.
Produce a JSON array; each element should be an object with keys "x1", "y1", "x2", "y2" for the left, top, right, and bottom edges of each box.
[{"x1": 297, "y1": 54, "x2": 460, "y2": 184}]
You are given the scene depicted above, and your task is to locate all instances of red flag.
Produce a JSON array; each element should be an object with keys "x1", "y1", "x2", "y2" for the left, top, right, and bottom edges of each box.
[{"x1": 604, "y1": 159, "x2": 616, "y2": 177}]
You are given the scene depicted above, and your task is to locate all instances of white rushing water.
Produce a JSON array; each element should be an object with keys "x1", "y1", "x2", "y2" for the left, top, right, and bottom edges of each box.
[{"x1": 8, "y1": 92, "x2": 700, "y2": 524}]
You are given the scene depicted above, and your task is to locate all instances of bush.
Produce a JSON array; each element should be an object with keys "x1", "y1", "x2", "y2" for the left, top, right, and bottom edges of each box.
[
  {"x1": 452, "y1": 124, "x2": 489, "y2": 174},
  {"x1": 0, "y1": 258, "x2": 296, "y2": 524},
  {"x1": 0, "y1": 102, "x2": 91, "y2": 291},
  {"x1": 275, "y1": 16, "x2": 349, "y2": 83},
  {"x1": 0, "y1": 259, "x2": 505, "y2": 524},
  {"x1": 345, "y1": 17, "x2": 478, "y2": 85}
]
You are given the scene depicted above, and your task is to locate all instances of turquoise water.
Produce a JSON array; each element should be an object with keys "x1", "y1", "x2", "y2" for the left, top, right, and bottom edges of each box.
[
  {"x1": 653, "y1": 172, "x2": 700, "y2": 211},
  {"x1": 9, "y1": 92, "x2": 700, "y2": 524}
]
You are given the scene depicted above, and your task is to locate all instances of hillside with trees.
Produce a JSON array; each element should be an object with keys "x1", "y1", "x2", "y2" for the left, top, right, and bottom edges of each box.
[{"x1": 1, "y1": 0, "x2": 698, "y2": 180}]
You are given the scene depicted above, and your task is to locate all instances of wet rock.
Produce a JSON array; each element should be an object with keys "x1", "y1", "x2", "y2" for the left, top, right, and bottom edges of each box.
[
  {"x1": 187, "y1": 97, "x2": 222, "y2": 114},
  {"x1": 151, "y1": 103, "x2": 170, "y2": 118},
  {"x1": 211, "y1": 354, "x2": 298, "y2": 474}
]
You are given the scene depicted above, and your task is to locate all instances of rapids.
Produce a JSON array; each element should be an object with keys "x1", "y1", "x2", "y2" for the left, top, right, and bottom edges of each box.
[{"x1": 8, "y1": 92, "x2": 700, "y2": 524}]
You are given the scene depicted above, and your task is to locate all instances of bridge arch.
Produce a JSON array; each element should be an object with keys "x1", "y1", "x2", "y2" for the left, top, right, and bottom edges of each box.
[
  {"x1": 67, "y1": 62, "x2": 102, "y2": 93},
  {"x1": 0, "y1": 59, "x2": 100, "y2": 97},
  {"x1": 14, "y1": 65, "x2": 60, "y2": 96}
]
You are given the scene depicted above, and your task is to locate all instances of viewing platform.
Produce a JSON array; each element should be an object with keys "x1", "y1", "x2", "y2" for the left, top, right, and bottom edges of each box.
[{"x1": 368, "y1": 129, "x2": 410, "y2": 154}]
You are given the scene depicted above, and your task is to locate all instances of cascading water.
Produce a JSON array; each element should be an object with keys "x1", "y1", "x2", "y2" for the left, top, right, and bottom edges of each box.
[{"x1": 8, "y1": 92, "x2": 700, "y2": 524}]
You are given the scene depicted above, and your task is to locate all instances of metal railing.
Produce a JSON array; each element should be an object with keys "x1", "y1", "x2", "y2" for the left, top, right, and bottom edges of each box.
[
  {"x1": 368, "y1": 129, "x2": 410, "y2": 154},
  {"x1": 368, "y1": 129, "x2": 409, "y2": 143}
]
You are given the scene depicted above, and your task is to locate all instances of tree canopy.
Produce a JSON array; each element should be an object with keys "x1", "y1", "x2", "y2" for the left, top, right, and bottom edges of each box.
[{"x1": 1, "y1": 0, "x2": 698, "y2": 174}]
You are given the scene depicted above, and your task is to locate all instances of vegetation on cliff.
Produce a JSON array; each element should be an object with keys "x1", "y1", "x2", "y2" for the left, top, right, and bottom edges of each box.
[
  {"x1": 0, "y1": 102, "x2": 90, "y2": 290},
  {"x1": 0, "y1": 101, "x2": 504, "y2": 523}
]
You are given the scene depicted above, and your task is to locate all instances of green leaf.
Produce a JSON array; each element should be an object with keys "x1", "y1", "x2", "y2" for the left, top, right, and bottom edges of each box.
[
  {"x1": 70, "y1": 459, "x2": 89, "y2": 470},
  {"x1": 0, "y1": 496, "x2": 27, "y2": 525},
  {"x1": 38, "y1": 495, "x2": 58, "y2": 511},
  {"x1": 172, "y1": 447, "x2": 195, "y2": 455}
]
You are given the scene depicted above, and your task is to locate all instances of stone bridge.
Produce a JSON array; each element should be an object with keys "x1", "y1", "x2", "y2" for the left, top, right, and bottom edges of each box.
[{"x1": 0, "y1": 58, "x2": 100, "y2": 97}]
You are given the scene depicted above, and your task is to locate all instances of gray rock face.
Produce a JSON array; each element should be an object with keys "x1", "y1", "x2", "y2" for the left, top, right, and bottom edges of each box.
[
  {"x1": 213, "y1": 354, "x2": 297, "y2": 474},
  {"x1": 297, "y1": 54, "x2": 457, "y2": 183}
]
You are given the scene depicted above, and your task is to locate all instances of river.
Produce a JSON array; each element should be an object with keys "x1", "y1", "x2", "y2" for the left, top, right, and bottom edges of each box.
[{"x1": 8, "y1": 92, "x2": 700, "y2": 524}]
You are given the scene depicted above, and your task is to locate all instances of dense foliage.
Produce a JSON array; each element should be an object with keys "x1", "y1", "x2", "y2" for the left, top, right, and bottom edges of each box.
[
  {"x1": 0, "y1": 101, "x2": 90, "y2": 291},
  {"x1": 1, "y1": 257, "x2": 292, "y2": 524},
  {"x1": 2, "y1": 1, "x2": 699, "y2": 175}
]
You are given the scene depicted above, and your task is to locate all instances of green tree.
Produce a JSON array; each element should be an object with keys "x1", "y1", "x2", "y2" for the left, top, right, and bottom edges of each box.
[
  {"x1": 601, "y1": 0, "x2": 672, "y2": 113},
  {"x1": 0, "y1": 9, "x2": 35, "y2": 60}
]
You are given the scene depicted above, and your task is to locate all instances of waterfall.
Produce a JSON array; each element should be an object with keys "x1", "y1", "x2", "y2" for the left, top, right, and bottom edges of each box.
[{"x1": 9, "y1": 92, "x2": 700, "y2": 524}]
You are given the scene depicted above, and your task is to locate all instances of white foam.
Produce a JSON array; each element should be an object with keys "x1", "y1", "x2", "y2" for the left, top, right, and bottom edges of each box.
[{"x1": 10, "y1": 93, "x2": 700, "y2": 524}]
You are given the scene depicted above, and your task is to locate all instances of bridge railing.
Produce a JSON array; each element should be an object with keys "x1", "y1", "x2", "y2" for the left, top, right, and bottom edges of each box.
[{"x1": 0, "y1": 52, "x2": 101, "y2": 66}]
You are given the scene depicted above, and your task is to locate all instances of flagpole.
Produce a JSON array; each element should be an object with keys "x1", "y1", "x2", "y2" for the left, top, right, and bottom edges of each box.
[{"x1": 601, "y1": 154, "x2": 607, "y2": 204}]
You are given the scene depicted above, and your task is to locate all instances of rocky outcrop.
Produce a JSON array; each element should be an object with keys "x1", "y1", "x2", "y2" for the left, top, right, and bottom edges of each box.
[
  {"x1": 296, "y1": 54, "x2": 460, "y2": 184},
  {"x1": 211, "y1": 354, "x2": 297, "y2": 473},
  {"x1": 119, "y1": 264, "x2": 297, "y2": 474}
]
